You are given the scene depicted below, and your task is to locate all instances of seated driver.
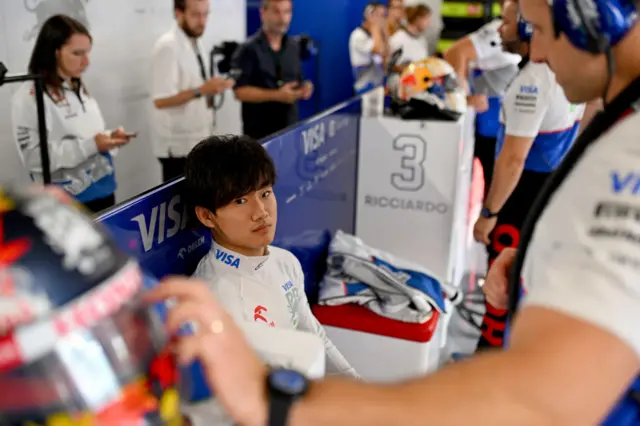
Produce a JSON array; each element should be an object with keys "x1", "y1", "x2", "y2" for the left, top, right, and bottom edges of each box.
[{"x1": 184, "y1": 135, "x2": 358, "y2": 378}]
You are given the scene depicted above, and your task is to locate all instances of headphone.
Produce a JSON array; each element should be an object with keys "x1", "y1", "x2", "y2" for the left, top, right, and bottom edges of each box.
[
  {"x1": 551, "y1": 0, "x2": 637, "y2": 53},
  {"x1": 517, "y1": 12, "x2": 534, "y2": 41}
]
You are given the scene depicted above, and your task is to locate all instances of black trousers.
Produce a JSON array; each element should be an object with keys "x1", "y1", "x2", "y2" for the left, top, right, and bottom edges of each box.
[
  {"x1": 83, "y1": 194, "x2": 115, "y2": 214},
  {"x1": 159, "y1": 157, "x2": 187, "y2": 182},
  {"x1": 474, "y1": 132, "x2": 497, "y2": 199},
  {"x1": 476, "y1": 169, "x2": 551, "y2": 351}
]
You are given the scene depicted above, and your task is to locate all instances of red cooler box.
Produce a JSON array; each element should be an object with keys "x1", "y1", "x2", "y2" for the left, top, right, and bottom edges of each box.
[{"x1": 312, "y1": 304, "x2": 443, "y2": 382}]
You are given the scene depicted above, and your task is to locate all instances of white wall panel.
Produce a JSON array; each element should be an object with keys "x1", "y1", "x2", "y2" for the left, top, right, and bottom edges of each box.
[{"x1": 0, "y1": 0, "x2": 246, "y2": 201}]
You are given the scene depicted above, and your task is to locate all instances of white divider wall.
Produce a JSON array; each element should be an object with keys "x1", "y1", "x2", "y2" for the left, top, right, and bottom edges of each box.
[
  {"x1": 0, "y1": 0, "x2": 245, "y2": 200},
  {"x1": 355, "y1": 108, "x2": 474, "y2": 288}
]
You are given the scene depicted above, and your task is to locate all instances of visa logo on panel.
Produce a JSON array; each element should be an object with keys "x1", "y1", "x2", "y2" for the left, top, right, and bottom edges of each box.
[{"x1": 130, "y1": 195, "x2": 188, "y2": 252}]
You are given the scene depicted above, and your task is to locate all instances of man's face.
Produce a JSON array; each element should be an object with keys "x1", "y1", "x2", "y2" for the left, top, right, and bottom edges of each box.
[
  {"x1": 499, "y1": 0, "x2": 521, "y2": 53},
  {"x1": 261, "y1": 0, "x2": 293, "y2": 36},
  {"x1": 521, "y1": 0, "x2": 606, "y2": 103},
  {"x1": 211, "y1": 187, "x2": 278, "y2": 254},
  {"x1": 388, "y1": 0, "x2": 405, "y2": 22},
  {"x1": 177, "y1": 0, "x2": 210, "y2": 38}
]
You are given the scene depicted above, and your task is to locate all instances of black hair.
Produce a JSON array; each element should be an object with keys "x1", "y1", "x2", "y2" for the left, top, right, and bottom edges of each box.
[
  {"x1": 184, "y1": 135, "x2": 277, "y2": 217},
  {"x1": 174, "y1": 0, "x2": 186, "y2": 11},
  {"x1": 28, "y1": 14, "x2": 91, "y2": 91}
]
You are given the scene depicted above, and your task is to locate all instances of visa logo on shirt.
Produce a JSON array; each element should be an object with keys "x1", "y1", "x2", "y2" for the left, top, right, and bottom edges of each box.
[
  {"x1": 611, "y1": 171, "x2": 640, "y2": 195},
  {"x1": 215, "y1": 249, "x2": 240, "y2": 268},
  {"x1": 282, "y1": 281, "x2": 294, "y2": 292},
  {"x1": 519, "y1": 85, "x2": 538, "y2": 94}
]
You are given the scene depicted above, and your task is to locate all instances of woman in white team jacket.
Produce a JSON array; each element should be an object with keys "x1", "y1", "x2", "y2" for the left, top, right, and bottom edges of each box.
[{"x1": 11, "y1": 15, "x2": 134, "y2": 213}]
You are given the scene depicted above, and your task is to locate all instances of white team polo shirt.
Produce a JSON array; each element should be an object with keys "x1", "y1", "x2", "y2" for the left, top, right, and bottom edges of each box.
[{"x1": 151, "y1": 24, "x2": 213, "y2": 158}]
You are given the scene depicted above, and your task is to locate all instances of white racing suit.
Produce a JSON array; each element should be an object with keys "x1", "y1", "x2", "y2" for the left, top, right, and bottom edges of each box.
[
  {"x1": 11, "y1": 80, "x2": 116, "y2": 203},
  {"x1": 193, "y1": 242, "x2": 358, "y2": 377},
  {"x1": 319, "y1": 230, "x2": 462, "y2": 323}
]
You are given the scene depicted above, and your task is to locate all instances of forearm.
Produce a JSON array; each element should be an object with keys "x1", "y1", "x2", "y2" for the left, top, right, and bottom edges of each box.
[
  {"x1": 290, "y1": 350, "x2": 549, "y2": 426},
  {"x1": 446, "y1": 55, "x2": 469, "y2": 94},
  {"x1": 484, "y1": 154, "x2": 526, "y2": 212},
  {"x1": 234, "y1": 86, "x2": 280, "y2": 103},
  {"x1": 371, "y1": 31, "x2": 386, "y2": 56},
  {"x1": 153, "y1": 88, "x2": 199, "y2": 109}
]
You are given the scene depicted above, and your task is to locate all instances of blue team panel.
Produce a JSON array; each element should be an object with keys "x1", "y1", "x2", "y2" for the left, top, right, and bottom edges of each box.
[{"x1": 95, "y1": 181, "x2": 212, "y2": 281}]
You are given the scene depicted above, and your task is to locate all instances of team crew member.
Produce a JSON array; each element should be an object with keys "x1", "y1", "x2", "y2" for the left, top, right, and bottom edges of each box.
[
  {"x1": 231, "y1": 0, "x2": 313, "y2": 141},
  {"x1": 147, "y1": 0, "x2": 640, "y2": 423},
  {"x1": 389, "y1": 5, "x2": 432, "y2": 68},
  {"x1": 152, "y1": 0, "x2": 234, "y2": 182},
  {"x1": 349, "y1": 2, "x2": 388, "y2": 94},
  {"x1": 444, "y1": 16, "x2": 521, "y2": 199},
  {"x1": 184, "y1": 135, "x2": 357, "y2": 378},
  {"x1": 11, "y1": 15, "x2": 134, "y2": 213},
  {"x1": 386, "y1": 0, "x2": 405, "y2": 36},
  {"x1": 473, "y1": 0, "x2": 585, "y2": 349}
]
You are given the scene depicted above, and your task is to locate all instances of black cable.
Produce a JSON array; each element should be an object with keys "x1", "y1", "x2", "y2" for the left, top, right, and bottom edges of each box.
[{"x1": 0, "y1": 62, "x2": 51, "y2": 184}]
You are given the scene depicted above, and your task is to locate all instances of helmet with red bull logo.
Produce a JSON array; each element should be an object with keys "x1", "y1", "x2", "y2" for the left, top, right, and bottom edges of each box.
[{"x1": 0, "y1": 186, "x2": 182, "y2": 426}]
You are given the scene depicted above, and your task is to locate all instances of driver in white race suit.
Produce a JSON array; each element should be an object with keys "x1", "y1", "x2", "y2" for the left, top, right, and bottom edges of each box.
[
  {"x1": 183, "y1": 135, "x2": 357, "y2": 378},
  {"x1": 142, "y1": 0, "x2": 640, "y2": 423}
]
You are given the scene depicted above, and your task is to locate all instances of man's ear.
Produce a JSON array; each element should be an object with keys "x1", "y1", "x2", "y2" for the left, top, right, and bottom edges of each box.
[{"x1": 195, "y1": 206, "x2": 216, "y2": 229}]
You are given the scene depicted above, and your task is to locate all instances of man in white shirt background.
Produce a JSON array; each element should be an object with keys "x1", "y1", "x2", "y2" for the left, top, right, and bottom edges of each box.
[
  {"x1": 151, "y1": 0, "x2": 234, "y2": 182},
  {"x1": 183, "y1": 135, "x2": 358, "y2": 378},
  {"x1": 348, "y1": 2, "x2": 389, "y2": 95}
]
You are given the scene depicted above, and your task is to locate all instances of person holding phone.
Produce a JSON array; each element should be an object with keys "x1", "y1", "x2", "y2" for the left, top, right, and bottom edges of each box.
[
  {"x1": 11, "y1": 14, "x2": 134, "y2": 213},
  {"x1": 230, "y1": 0, "x2": 313, "y2": 141}
]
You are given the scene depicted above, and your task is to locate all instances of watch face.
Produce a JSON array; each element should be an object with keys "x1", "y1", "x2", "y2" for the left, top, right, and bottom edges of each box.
[{"x1": 270, "y1": 369, "x2": 307, "y2": 396}]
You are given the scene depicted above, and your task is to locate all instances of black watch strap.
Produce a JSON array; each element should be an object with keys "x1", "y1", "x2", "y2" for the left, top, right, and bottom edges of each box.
[
  {"x1": 268, "y1": 393, "x2": 293, "y2": 426},
  {"x1": 481, "y1": 207, "x2": 499, "y2": 218}
]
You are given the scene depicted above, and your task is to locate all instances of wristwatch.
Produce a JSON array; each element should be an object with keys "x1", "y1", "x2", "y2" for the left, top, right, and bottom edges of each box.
[
  {"x1": 480, "y1": 207, "x2": 499, "y2": 218},
  {"x1": 193, "y1": 88, "x2": 202, "y2": 98},
  {"x1": 267, "y1": 367, "x2": 310, "y2": 426}
]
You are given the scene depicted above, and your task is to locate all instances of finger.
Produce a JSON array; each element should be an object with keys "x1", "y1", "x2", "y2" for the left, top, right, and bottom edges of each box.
[
  {"x1": 145, "y1": 277, "x2": 213, "y2": 304},
  {"x1": 165, "y1": 300, "x2": 212, "y2": 334},
  {"x1": 173, "y1": 334, "x2": 202, "y2": 365}
]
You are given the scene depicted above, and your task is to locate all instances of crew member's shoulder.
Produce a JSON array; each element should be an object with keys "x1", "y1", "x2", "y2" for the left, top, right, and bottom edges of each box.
[
  {"x1": 240, "y1": 31, "x2": 263, "y2": 48},
  {"x1": 519, "y1": 62, "x2": 554, "y2": 83},
  {"x1": 350, "y1": 27, "x2": 369, "y2": 41},
  {"x1": 475, "y1": 18, "x2": 502, "y2": 35},
  {"x1": 593, "y1": 111, "x2": 640, "y2": 153},
  {"x1": 12, "y1": 82, "x2": 35, "y2": 100},
  {"x1": 153, "y1": 29, "x2": 178, "y2": 50}
]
